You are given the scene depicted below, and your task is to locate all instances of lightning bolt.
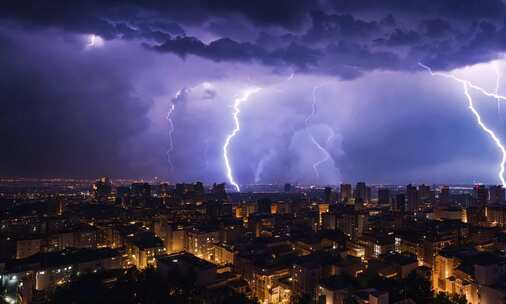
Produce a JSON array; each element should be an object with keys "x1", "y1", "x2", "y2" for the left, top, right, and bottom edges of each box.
[
  {"x1": 166, "y1": 88, "x2": 188, "y2": 175},
  {"x1": 420, "y1": 62, "x2": 506, "y2": 187},
  {"x1": 306, "y1": 84, "x2": 334, "y2": 178},
  {"x1": 494, "y1": 63, "x2": 502, "y2": 116},
  {"x1": 166, "y1": 102, "x2": 176, "y2": 173},
  {"x1": 223, "y1": 88, "x2": 261, "y2": 192}
]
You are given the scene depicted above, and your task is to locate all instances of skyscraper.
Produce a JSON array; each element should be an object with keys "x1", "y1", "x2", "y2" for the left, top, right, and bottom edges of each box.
[
  {"x1": 378, "y1": 188, "x2": 391, "y2": 205},
  {"x1": 395, "y1": 193, "x2": 406, "y2": 212},
  {"x1": 418, "y1": 184, "x2": 431, "y2": 203},
  {"x1": 489, "y1": 185, "x2": 505, "y2": 205},
  {"x1": 324, "y1": 186, "x2": 333, "y2": 203},
  {"x1": 354, "y1": 182, "x2": 368, "y2": 203},
  {"x1": 340, "y1": 184, "x2": 352, "y2": 203},
  {"x1": 473, "y1": 184, "x2": 488, "y2": 206},
  {"x1": 91, "y1": 177, "x2": 112, "y2": 202},
  {"x1": 406, "y1": 184, "x2": 418, "y2": 211},
  {"x1": 439, "y1": 186, "x2": 450, "y2": 206},
  {"x1": 257, "y1": 198, "x2": 272, "y2": 214}
]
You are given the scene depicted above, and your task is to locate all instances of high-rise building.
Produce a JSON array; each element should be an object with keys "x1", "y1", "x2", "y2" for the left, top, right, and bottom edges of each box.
[
  {"x1": 194, "y1": 182, "x2": 205, "y2": 196},
  {"x1": 418, "y1": 184, "x2": 431, "y2": 203},
  {"x1": 489, "y1": 185, "x2": 505, "y2": 205},
  {"x1": 354, "y1": 182, "x2": 368, "y2": 203},
  {"x1": 324, "y1": 186, "x2": 333, "y2": 203},
  {"x1": 257, "y1": 198, "x2": 272, "y2": 214},
  {"x1": 378, "y1": 188, "x2": 391, "y2": 205},
  {"x1": 439, "y1": 186, "x2": 450, "y2": 206},
  {"x1": 116, "y1": 186, "x2": 131, "y2": 206},
  {"x1": 131, "y1": 183, "x2": 151, "y2": 207},
  {"x1": 473, "y1": 185, "x2": 489, "y2": 223},
  {"x1": 473, "y1": 185, "x2": 488, "y2": 206},
  {"x1": 212, "y1": 183, "x2": 227, "y2": 200},
  {"x1": 340, "y1": 184, "x2": 352, "y2": 203},
  {"x1": 284, "y1": 183, "x2": 292, "y2": 193},
  {"x1": 91, "y1": 177, "x2": 112, "y2": 202},
  {"x1": 395, "y1": 193, "x2": 406, "y2": 212},
  {"x1": 406, "y1": 184, "x2": 418, "y2": 211}
]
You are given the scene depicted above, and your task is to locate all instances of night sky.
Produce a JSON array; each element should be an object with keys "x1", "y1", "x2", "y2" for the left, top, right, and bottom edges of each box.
[{"x1": 2, "y1": 1, "x2": 506, "y2": 185}]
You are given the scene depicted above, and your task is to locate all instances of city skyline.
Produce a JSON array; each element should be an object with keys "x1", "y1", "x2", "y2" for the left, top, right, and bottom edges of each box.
[{"x1": 4, "y1": 1, "x2": 506, "y2": 185}]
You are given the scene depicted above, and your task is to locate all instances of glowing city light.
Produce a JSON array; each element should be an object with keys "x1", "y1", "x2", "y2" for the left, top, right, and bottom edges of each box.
[
  {"x1": 420, "y1": 62, "x2": 506, "y2": 187},
  {"x1": 223, "y1": 88, "x2": 261, "y2": 192}
]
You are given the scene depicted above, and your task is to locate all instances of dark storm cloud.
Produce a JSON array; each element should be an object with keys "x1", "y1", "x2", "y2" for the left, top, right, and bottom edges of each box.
[
  {"x1": 2, "y1": 0, "x2": 506, "y2": 184},
  {"x1": 420, "y1": 19, "x2": 452, "y2": 37},
  {"x1": 3, "y1": 0, "x2": 506, "y2": 75},
  {"x1": 330, "y1": 0, "x2": 506, "y2": 21},
  {"x1": 0, "y1": 0, "x2": 314, "y2": 32},
  {"x1": 304, "y1": 11, "x2": 379, "y2": 42},
  {"x1": 375, "y1": 29, "x2": 421, "y2": 46},
  {"x1": 149, "y1": 37, "x2": 320, "y2": 71},
  {"x1": 0, "y1": 30, "x2": 151, "y2": 178}
]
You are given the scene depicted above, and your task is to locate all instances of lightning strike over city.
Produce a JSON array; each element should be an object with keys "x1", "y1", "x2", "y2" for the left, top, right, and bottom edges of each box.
[
  {"x1": 420, "y1": 63, "x2": 506, "y2": 187},
  {"x1": 223, "y1": 88, "x2": 261, "y2": 192},
  {"x1": 165, "y1": 97, "x2": 177, "y2": 173},
  {"x1": 8, "y1": 1, "x2": 506, "y2": 187},
  {"x1": 9, "y1": 2, "x2": 506, "y2": 302},
  {"x1": 305, "y1": 84, "x2": 335, "y2": 179}
]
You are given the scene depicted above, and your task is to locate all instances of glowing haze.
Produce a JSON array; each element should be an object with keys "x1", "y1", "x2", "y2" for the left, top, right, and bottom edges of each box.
[{"x1": 3, "y1": 1, "x2": 506, "y2": 185}]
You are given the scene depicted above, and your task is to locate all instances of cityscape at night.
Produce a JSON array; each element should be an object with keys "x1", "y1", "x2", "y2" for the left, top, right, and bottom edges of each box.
[{"x1": 4, "y1": 1, "x2": 506, "y2": 303}]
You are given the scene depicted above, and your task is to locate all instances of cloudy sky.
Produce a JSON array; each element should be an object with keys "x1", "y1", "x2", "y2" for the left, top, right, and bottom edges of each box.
[{"x1": 2, "y1": 1, "x2": 506, "y2": 187}]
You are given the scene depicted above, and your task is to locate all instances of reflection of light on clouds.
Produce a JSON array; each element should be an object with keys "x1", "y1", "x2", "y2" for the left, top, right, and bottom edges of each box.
[{"x1": 86, "y1": 34, "x2": 104, "y2": 48}]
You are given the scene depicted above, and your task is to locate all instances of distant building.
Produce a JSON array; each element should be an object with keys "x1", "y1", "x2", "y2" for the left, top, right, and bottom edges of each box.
[
  {"x1": 406, "y1": 184, "x2": 418, "y2": 211},
  {"x1": 418, "y1": 184, "x2": 432, "y2": 203},
  {"x1": 91, "y1": 177, "x2": 112, "y2": 202},
  {"x1": 354, "y1": 182, "x2": 368, "y2": 203},
  {"x1": 324, "y1": 187, "x2": 333, "y2": 204},
  {"x1": 340, "y1": 184, "x2": 352, "y2": 203},
  {"x1": 377, "y1": 188, "x2": 390, "y2": 205},
  {"x1": 439, "y1": 186, "x2": 450, "y2": 206},
  {"x1": 473, "y1": 184, "x2": 488, "y2": 206},
  {"x1": 394, "y1": 193, "x2": 406, "y2": 212},
  {"x1": 489, "y1": 185, "x2": 505, "y2": 205},
  {"x1": 130, "y1": 183, "x2": 151, "y2": 207},
  {"x1": 473, "y1": 184, "x2": 489, "y2": 222},
  {"x1": 212, "y1": 183, "x2": 227, "y2": 200},
  {"x1": 257, "y1": 198, "x2": 272, "y2": 215}
]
